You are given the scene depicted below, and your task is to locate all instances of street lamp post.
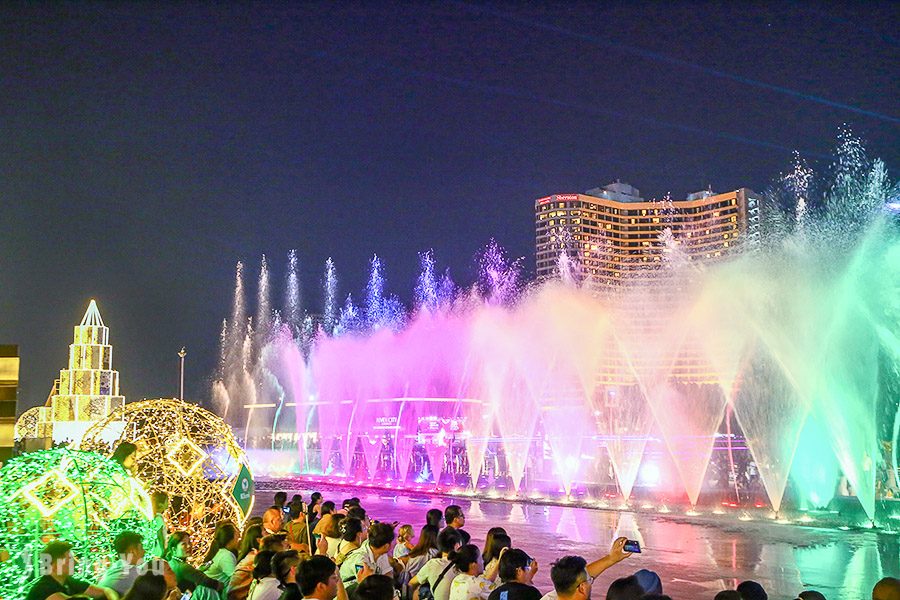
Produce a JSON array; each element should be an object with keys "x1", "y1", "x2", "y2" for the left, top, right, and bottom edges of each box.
[{"x1": 178, "y1": 347, "x2": 187, "y2": 399}]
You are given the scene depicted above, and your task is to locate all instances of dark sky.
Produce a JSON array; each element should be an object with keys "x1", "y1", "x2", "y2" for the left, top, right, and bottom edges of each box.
[{"x1": 2, "y1": 2, "x2": 898, "y2": 410}]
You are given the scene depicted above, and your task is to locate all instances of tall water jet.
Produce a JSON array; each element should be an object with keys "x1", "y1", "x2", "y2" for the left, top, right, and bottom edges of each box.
[
  {"x1": 415, "y1": 250, "x2": 439, "y2": 312},
  {"x1": 323, "y1": 258, "x2": 338, "y2": 335},
  {"x1": 256, "y1": 254, "x2": 272, "y2": 346},
  {"x1": 285, "y1": 249, "x2": 302, "y2": 333}
]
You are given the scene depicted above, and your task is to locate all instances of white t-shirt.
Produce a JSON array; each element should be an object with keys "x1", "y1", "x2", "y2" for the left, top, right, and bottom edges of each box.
[
  {"x1": 539, "y1": 591, "x2": 558, "y2": 600},
  {"x1": 339, "y1": 540, "x2": 394, "y2": 583},
  {"x1": 248, "y1": 576, "x2": 282, "y2": 600},
  {"x1": 394, "y1": 542, "x2": 412, "y2": 559},
  {"x1": 326, "y1": 536, "x2": 342, "y2": 558},
  {"x1": 449, "y1": 573, "x2": 496, "y2": 600},
  {"x1": 416, "y1": 557, "x2": 458, "y2": 600}
]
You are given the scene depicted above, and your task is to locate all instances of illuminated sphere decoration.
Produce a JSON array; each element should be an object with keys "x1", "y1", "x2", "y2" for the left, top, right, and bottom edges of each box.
[
  {"x1": 0, "y1": 448, "x2": 155, "y2": 600},
  {"x1": 80, "y1": 398, "x2": 254, "y2": 562}
]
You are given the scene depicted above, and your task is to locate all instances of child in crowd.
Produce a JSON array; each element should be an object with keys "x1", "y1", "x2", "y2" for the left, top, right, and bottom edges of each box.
[{"x1": 394, "y1": 524, "x2": 415, "y2": 559}]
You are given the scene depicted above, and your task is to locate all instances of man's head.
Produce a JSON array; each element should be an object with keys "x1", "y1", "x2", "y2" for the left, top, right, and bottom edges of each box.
[
  {"x1": 499, "y1": 548, "x2": 532, "y2": 584},
  {"x1": 605, "y1": 576, "x2": 644, "y2": 600},
  {"x1": 713, "y1": 592, "x2": 742, "y2": 600},
  {"x1": 261, "y1": 532, "x2": 288, "y2": 553},
  {"x1": 321, "y1": 501, "x2": 336, "y2": 515},
  {"x1": 426, "y1": 508, "x2": 444, "y2": 528},
  {"x1": 873, "y1": 577, "x2": 900, "y2": 600},
  {"x1": 797, "y1": 592, "x2": 826, "y2": 600},
  {"x1": 633, "y1": 569, "x2": 662, "y2": 595},
  {"x1": 444, "y1": 505, "x2": 465, "y2": 529},
  {"x1": 113, "y1": 531, "x2": 145, "y2": 564},
  {"x1": 551, "y1": 555, "x2": 590, "y2": 600},
  {"x1": 274, "y1": 491, "x2": 288, "y2": 507},
  {"x1": 151, "y1": 491, "x2": 169, "y2": 515},
  {"x1": 737, "y1": 580, "x2": 768, "y2": 600},
  {"x1": 298, "y1": 554, "x2": 339, "y2": 599},
  {"x1": 42, "y1": 541, "x2": 75, "y2": 578},
  {"x1": 367, "y1": 522, "x2": 396, "y2": 555},
  {"x1": 263, "y1": 506, "x2": 285, "y2": 533},
  {"x1": 289, "y1": 499, "x2": 305, "y2": 520},
  {"x1": 437, "y1": 526, "x2": 462, "y2": 556},
  {"x1": 272, "y1": 549, "x2": 302, "y2": 585},
  {"x1": 355, "y1": 574, "x2": 396, "y2": 600}
]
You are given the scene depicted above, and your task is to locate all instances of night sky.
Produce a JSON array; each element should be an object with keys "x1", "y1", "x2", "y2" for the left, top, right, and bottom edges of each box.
[{"x1": 2, "y1": 2, "x2": 897, "y2": 409}]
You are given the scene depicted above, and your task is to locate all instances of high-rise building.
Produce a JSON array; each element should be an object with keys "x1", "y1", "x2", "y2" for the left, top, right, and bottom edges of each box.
[
  {"x1": 0, "y1": 345, "x2": 19, "y2": 461},
  {"x1": 535, "y1": 182, "x2": 761, "y2": 287}
]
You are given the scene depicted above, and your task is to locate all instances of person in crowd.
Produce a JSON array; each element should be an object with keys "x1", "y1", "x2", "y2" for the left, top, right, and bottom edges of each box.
[
  {"x1": 269, "y1": 550, "x2": 302, "y2": 599},
  {"x1": 713, "y1": 592, "x2": 742, "y2": 600},
  {"x1": 637, "y1": 595, "x2": 671, "y2": 600},
  {"x1": 121, "y1": 573, "x2": 172, "y2": 600},
  {"x1": 443, "y1": 507, "x2": 469, "y2": 544},
  {"x1": 604, "y1": 576, "x2": 644, "y2": 600},
  {"x1": 111, "y1": 442, "x2": 138, "y2": 474},
  {"x1": 339, "y1": 522, "x2": 396, "y2": 591},
  {"x1": 355, "y1": 574, "x2": 396, "y2": 600},
  {"x1": 164, "y1": 532, "x2": 223, "y2": 595},
  {"x1": 410, "y1": 527, "x2": 463, "y2": 600},
  {"x1": 448, "y1": 544, "x2": 501, "y2": 600},
  {"x1": 320, "y1": 513, "x2": 346, "y2": 558},
  {"x1": 26, "y1": 540, "x2": 120, "y2": 600},
  {"x1": 631, "y1": 570, "x2": 662, "y2": 596},
  {"x1": 314, "y1": 502, "x2": 338, "y2": 538},
  {"x1": 487, "y1": 549, "x2": 540, "y2": 600},
  {"x1": 204, "y1": 522, "x2": 241, "y2": 589},
  {"x1": 273, "y1": 492, "x2": 288, "y2": 512},
  {"x1": 333, "y1": 518, "x2": 366, "y2": 566},
  {"x1": 426, "y1": 509, "x2": 444, "y2": 529},
  {"x1": 873, "y1": 577, "x2": 900, "y2": 600},
  {"x1": 245, "y1": 550, "x2": 278, "y2": 600},
  {"x1": 285, "y1": 499, "x2": 310, "y2": 552},
  {"x1": 401, "y1": 525, "x2": 440, "y2": 574},
  {"x1": 99, "y1": 531, "x2": 147, "y2": 595},
  {"x1": 548, "y1": 556, "x2": 592, "y2": 600},
  {"x1": 737, "y1": 580, "x2": 768, "y2": 600},
  {"x1": 263, "y1": 507, "x2": 285, "y2": 536},
  {"x1": 285, "y1": 555, "x2": 347, "y2": 600},
  {"x1": 481, "y1": 532, "x2": 510, "y2": 575},
  {"x1": 308, "y1": 492, "x2": 324, "y2": 523},
  {"x1": 227, "y1": 523, "x2": 265, "y2": 600},
  {"x1": 394, "y1": 525, "x2": 415, "y2": 560},
  {"x1": 148, "y1": 492, "x2": 170, "y2": 559},
  {"x1": 539, "y1": 538, "x2": 632, "y2": 600},
  {"x1": 346, "y1": 506, "x2": 368, "y2": 526},
  {"x1": 796, "y1": 591, "x2": 826, "y2": 600}
]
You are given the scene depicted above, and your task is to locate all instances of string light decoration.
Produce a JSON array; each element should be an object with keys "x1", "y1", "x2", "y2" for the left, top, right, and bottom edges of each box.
[
  {"x1": 0, "y1": 448, "x2": 154, "y2": 600},
  {"x1": 80, "y1": 398, "x2": 254, "y2": 562}
]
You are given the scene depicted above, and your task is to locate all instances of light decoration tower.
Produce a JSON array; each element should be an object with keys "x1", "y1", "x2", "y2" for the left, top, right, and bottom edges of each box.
[{"x1": 44, "y1": 299, "x2": 125, "y2": 446}]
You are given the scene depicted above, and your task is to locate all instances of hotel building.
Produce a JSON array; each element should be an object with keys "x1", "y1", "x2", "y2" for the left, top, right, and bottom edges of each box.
[
  {"x1": 535, "y1": 182, "x2": 761, "y2": 287},
  {"x1": 535, "y1": 182, "x2": 762, "y2": 387}
]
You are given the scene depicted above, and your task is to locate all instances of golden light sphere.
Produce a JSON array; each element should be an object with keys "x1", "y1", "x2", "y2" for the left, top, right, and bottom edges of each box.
[{"x1": 80, "y1": 398, "x2": 254, "y2": 562}]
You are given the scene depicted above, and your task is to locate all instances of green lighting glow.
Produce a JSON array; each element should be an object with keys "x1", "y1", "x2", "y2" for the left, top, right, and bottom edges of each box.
[{"x1": 0, "y1": 447, "x2": 154, "y2": 600}]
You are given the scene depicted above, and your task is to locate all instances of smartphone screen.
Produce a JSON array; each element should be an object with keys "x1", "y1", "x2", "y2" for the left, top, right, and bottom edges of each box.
[
  {"x1": 355, "y1": 564, "x2": 364, "y2": 573},
  {"x1": 623, "y1": 540, "x2": 641, "y2": 553}
]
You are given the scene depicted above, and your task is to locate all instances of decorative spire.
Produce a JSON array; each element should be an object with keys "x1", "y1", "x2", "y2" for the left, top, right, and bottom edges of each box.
[{"x1": 80, "y1": 299, "x2": 105, "y2": 327}]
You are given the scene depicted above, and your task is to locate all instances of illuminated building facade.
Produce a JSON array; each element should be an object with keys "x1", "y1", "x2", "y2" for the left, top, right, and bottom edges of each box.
[
  {"x1": 535, "y1": 182, "x2": 761, "y2": 286},
  {"x1": 535, "y1": 183, "x2": 762, "y2": 387},
  {"x1": 44, "y1": 300, "x2": 125, "y2": 445},
  {"x1": 0, "y1": 345, "x2": 19, "y2": 461}
]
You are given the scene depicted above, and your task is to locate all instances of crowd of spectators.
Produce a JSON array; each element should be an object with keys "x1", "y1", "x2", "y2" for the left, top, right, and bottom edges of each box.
[{"x1": 23, "y1": 489, "x2": 900, "y2": 600}]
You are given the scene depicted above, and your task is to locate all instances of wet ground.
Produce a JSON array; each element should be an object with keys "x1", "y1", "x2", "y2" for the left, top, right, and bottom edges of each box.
[{"x1": 256, "y1": 482, "x2": 899, "y2": 599}]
